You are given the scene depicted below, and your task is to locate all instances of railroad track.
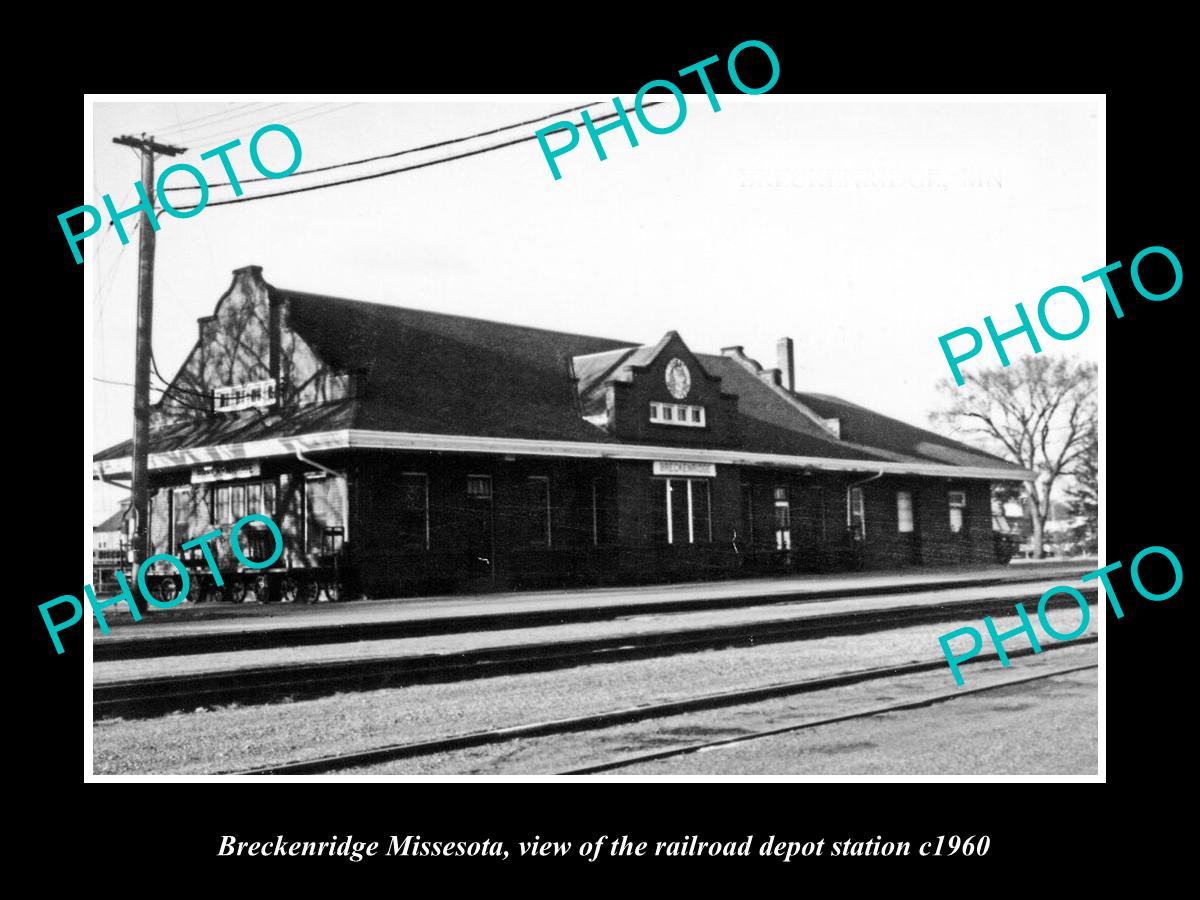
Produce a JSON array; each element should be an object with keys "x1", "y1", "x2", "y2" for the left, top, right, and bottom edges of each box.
[
  {"x1": 229, "y1": 639, "x2": 1097, "y2": 775},
  {"x1": 94, "y1": 568, "x2": 1092, "y2": 661},
  {"x1": 562, "y1": 662, "x2": 1099, "y2": 775},
  {"x1": 94, "y1": 589, "x2": 1096, "y2": 720}
]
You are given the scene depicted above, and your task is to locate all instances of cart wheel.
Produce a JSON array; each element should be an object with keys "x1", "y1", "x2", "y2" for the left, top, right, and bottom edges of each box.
[
  {"x1": 225, "y1": 578, "x2": 247, "y2": 604},
  {"x1": 297, "y1": 577, "x2": 319, "y2": 604},
  {"x1": 200, "y1": 579, "x2": 224, "y2": 604},
  {"x1": 320, "y1": 578, "x2": 342, "y2": 603},
  {"x1": 279, "y1": 575, "x2": 299, "y2": 603},
  {"x1": 150, "y1": 575, "x2": 181, "y2": 605},
  {"x1": 247, "y1": 573, "x2": 271, "y2": 603}
]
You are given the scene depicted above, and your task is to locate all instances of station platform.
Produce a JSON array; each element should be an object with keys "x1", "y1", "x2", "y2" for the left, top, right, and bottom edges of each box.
[{"x1": 91, "y1": 559, "x2": 1097, "y2": 652}]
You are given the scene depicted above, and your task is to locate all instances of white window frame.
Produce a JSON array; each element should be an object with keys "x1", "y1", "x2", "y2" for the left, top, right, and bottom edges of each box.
[
  {"x1": 214, "y1": 485, "x2": 232, "y2": 525},
  {"x1": 246, "y1": 482, "x2": 263, "y2": 520},
  {"x1": 949, "y1": 490, "x2": 966, "y2": 534},
  {"x1": 661, "y1": 477, "x2": 712, "y2": 545},
  {"x1": 773, "y1": 486, "x2": 791, "y2": 550},
  {"x1": 649, "y1": 402, "x2": 706, "y2": 428},
  {"x1": 303, "y1": 471, "x2": 350, "y2": 549},
  {"x1": 847, "y1": 486, "x2": 866, "y2": 537},
  {"x1": 466, "y1": 474, "x2": 493, "y2": 500},
  {"x1": 687, "y1": 479, "x2": 695, "y2": 544},
  {"x1": 170, "y1": 486, "x2": 189, "y2": 548},
  {"x1": 665, "y1": 479, "x2": 674, "y2": 544},
  {"x1": 896, "y1": 491, "x2": 914, "y2": 534}
]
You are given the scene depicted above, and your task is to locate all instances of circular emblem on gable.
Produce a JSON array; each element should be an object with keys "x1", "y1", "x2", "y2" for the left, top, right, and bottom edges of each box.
[{"x1": 665, "y1": 358, "x2": 691, "y2": 399}]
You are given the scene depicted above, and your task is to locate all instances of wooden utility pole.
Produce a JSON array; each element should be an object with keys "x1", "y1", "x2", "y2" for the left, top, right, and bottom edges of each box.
[{"x1": 111, "y1": 135, "x2": 186, "y2": 573}]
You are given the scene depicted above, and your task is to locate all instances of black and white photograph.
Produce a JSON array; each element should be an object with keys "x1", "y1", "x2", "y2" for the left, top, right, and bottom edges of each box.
[{"x1": 84, "y1": 93, "x2": 1103, "y2": 778}]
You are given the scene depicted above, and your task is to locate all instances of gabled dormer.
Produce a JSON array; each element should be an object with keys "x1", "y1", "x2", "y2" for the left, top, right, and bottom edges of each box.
[
  {"x1": 573, "y1": 331, "x2": 742, "y2": 446},
  {"x1": 152, "y1": 265, "x2": 357, "y2": 426}
]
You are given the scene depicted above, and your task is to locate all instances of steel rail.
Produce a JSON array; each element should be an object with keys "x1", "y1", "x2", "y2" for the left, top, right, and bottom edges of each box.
[
  {"x1": 94, "y1": 591, "x2": 1096, "y2": 720},
  {"x1": 227, "y1": 638, "x2": 1097, "y2": 775},
  {"x1": 94, "y1": 567, "x2": 1090, "y2": 661},
  {"x1": 562, "y1": 662, "x2": 1099, "y2": 775}
]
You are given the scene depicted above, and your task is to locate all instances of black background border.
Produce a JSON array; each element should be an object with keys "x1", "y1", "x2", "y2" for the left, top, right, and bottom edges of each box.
[{"x1": 22, "y1": 28, "x2": 1186, "y2": 884}]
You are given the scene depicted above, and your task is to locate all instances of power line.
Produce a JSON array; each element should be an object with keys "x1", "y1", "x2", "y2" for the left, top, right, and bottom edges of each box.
[
  {"x1": 151, "y1": 101, "x2": 268, "y2": 134},
  {"x1": 150, "y1": 102, "x2": 283, "y2": 139},
  {"x1": 167, "y1": 106, "x2": 221, "y2": 275},
  {"x1": 95, "y1": 219, "x2": 139, "y2": 320},
  {"x1": 267, "y1": 102, "x2": 357, "y2": 129},
  {"x1": 177, "y1": 102, "x2": 350, "y2": 148},
  {"x1": 150, "y1": 351, "x2": 213, "y2": 399},
  {"x1": 165, "y1": 102, "x2": 600, "y2": 192},
  {"x1": 171, "y1": 105, "x2": 654, "y2": 212},
  {"x1": 94, "y1": 376, "x2": 169, "y2": 391},
  {"x1": 160, "y1": 102, "x2": 332, "y2": 149},
  {"x1": 96, "y1": 184, "x2": 135, "y2": 252}
]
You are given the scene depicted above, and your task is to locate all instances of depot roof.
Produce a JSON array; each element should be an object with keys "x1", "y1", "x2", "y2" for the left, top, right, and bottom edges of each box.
[{"x1": 94, "y1": 268, "x2": 1031, "y2": 482}]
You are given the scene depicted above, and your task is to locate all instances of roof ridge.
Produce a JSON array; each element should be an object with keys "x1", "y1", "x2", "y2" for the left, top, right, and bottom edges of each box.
[
  {"x1": 718, "y1": 347, "x2": 843, "y2": 440},
  {"x1": 275, "y1": 287, "x2": 639, "y2": 347},
  {"x1": 794, "y1": 390, "x2": 1019, "y2": 468}
]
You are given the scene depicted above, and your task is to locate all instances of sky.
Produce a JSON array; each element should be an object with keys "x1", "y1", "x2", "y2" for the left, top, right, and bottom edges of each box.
[{"x1": 89, "y1": 97, "x2": 1101, "y2": 521}]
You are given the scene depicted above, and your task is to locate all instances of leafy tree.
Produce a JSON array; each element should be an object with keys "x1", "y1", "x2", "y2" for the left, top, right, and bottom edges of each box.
[
  {"x1": 1064, "y1": 422, "x2": 1098, "y2": 555},
  {"x1": 932, "y1": 356, "x2": 1097, "y2": 559}
]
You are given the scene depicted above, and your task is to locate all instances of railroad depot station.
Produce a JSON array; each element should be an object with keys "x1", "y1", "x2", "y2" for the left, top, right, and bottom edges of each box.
[{"x1": 93, "y1": 265, "x2": 1032, "y2": 601}]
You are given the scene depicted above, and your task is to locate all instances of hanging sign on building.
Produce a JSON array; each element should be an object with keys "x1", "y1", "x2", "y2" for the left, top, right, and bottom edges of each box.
[
  {"x1": 213, "y1": 379, "x2": 277, "y2": 412},
  {"x1": 653, "y1": 461, "x2": 716, "y2": 478},
  {"x1": 191, "y1": 462, "x2": 262, "y2": 484}
]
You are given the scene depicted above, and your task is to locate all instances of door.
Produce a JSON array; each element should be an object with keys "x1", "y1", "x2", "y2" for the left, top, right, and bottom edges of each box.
[
  {"x1": 793, "y1": 485, "x2": 826, "y2": 569},
  {"x1": 465, "y1": 475, "x2": 495, "y2": 577}
]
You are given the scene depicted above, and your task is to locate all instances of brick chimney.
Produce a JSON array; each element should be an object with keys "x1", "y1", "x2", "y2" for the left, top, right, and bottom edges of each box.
[{"x1": 776, "y1": 337, "x2": 795, "y2": 392}]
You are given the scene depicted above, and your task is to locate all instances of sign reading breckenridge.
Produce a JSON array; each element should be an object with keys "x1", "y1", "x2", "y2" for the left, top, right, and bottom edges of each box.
[{"x1": 652, "y1": 461, "x2": 716, "y2": 478}]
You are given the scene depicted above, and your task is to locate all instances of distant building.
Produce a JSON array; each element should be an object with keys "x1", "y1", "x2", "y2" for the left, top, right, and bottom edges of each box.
[
  {"x1": 93, "y1": 499, "x2": 129, "y2": 586},
  {"x1": 93, "y1": 266, "x2": 1032, "y2": 600}
]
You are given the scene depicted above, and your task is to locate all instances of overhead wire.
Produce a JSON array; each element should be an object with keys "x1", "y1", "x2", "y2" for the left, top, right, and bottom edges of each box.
[
  {"x1": 148, "y1": 101, "x2": 268, "y2": 135},
  {"x1": 94, "y1": 376, "x2": 169, "y2": 392},
  {"x1": 165, "y1": 102, "x2": 601, "y2": 191},
  {"x1": 150, "y1": 351, "x2": 212, "y2": 399},
  {"x1": 95, "y1": 218, "x2": 138, "y2": 320},
  {"x1": 97, "y1": 103, "x2": 639, "y2": 423},
  {"x1": 170, "y1": 104, "x2": 657, "y2": 212},
  {"x1": 150, "y1": 102, "x2": 286, "y2": 140},
  {"x1": 177, "y1": 102, "x2": 348, "y2": 148}
]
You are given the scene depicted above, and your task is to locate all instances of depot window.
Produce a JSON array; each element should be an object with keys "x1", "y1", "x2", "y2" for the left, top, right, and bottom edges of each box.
[
  {"x1": 170, "y1": 487, "x2": 190, "y2": 547},
  {"x1": 774, "y1": 486, "x2": 791, "y2": 550},
  {"x1": 213, "y1": 479, "x2": 276, "y2": 525},
  {"x1": 652, "y1": 478, "x2": 712, "y2": 545},
  {"x1": 896, "y1": 491, "x2": 914, "y2": 533},
  {"x1": 467, "y1": 475, "x2": 493, "y2": 500},
  {"x1": 303, "y1": 473, "x2": 348, "y2": 555},
  {"x1": 949, "y1": 490, "x2": 967, "y2": 534},
  {"x1": 848, "y1": 487, "x2": 866, "y2": 539},
  {"x1": 650, "y1": 402, "x2": 706, "y2": 428}
]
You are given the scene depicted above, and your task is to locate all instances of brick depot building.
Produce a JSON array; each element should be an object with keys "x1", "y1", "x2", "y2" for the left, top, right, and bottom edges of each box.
[{"x1": 93, "y1": 266, "x2": 1031, "y2": 599}]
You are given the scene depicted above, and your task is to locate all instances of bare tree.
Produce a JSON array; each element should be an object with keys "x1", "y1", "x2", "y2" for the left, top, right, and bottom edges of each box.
[
  {"x1": 1064, "y1": 421, "x2": 1098, "y2": 555},
  {"x1": 932, "y1": 355, "x2": 1097, "y2": 559}
]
